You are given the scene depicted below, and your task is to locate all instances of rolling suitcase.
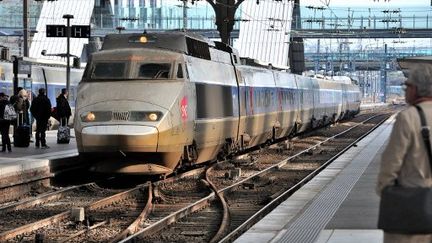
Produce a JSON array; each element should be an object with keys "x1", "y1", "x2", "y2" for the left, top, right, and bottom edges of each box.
[
  {"x1": 14, "y1": 113, "x2": 30, "y2": 147},
  {"x1": 57, "y1": 119, "x2": 70, "y2": 144}
]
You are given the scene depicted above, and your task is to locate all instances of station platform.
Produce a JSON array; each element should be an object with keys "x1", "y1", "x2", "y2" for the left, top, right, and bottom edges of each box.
[
  {"x1": 0, "y1": 130, "x2": 78, "y2": 185},
  {"x1": 360, "y1": 102, "x2": 390, "y2": 110},
  {"x1": 236, "y1": 114, "x2": 396, "y2": 243}
]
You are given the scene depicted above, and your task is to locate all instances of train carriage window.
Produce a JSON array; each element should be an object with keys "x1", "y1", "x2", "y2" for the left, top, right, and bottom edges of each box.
[
  {"x1": 138, "y1": 63, "x2": 171, "y2": 79},
  {"x1": 92, "y1": 62, "x2": 126, "y2": 79}
]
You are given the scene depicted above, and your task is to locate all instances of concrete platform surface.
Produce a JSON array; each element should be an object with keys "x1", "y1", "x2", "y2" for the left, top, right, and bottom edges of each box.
[
  {"x1": 0, "y1": 129, "x2": 77, "y2": 161},
  {"x1": 0, "y1": 130, "x2": 78, "y2": 180}
]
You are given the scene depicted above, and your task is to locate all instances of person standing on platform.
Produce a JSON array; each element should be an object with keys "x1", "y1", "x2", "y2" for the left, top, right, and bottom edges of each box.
[
  {"x1": 377, "y1": 64, "x2": 432, "y2": 243},
  {"x1": 0, "y1": 93, "x2": 13, "y2": 152},
  {"x1": 30, "y1": 88, "x2": 52, "y2": 149},
  {"x1": 9, "y1": 87, "x2": 22, "y2": 107},
  {"x1": 56, "y1": 88, "x2": 71, "y2": 126},
  {"x1": 13, "y1": 88, "x2": 30, "y2": 125}
]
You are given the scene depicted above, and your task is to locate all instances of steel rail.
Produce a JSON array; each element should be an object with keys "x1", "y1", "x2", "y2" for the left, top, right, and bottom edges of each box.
[
  {"x1": 58, "y1": 221, "x2": 108, "y2": 243},
  {"x1": 110, "y1": 182, "x2": 153, "y2": 243},
  {"x1": 0, "y1": 183, "x2": 97, "y2": 212},
  {"x1": 205, "y1": 167, "x2": 230, "y2": 243},
  {"x1": 120, "y1": 193, "x2": 216, "y2": 242}
]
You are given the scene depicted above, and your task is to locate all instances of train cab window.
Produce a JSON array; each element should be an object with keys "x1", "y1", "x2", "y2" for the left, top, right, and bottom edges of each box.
[
  {"x1": 138, "y1": 63, "x2": 171, "y2": 79},
  {"x1": 176, "y1": 64, "x2": 184, "y2": 79},
  {"x1": 92, "y1": 62, "x2": 125, "y2": 79}
]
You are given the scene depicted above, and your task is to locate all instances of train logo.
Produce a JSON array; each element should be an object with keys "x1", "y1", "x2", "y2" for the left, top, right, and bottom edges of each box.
[{"x1": 180, "y1": 96, "x2": 188, "y2": 122}]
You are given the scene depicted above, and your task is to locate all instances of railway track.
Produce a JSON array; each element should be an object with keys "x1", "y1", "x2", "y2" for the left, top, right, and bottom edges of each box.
[
  {"x1": 119, "y1": 109, "x2": 396, "y2": 242},
  {"x1": 2, "y1": 108, "x2": 397, "y2": 242},
  {"x1": 0, "y1": 183, "x2": 125, "y2": 242}
]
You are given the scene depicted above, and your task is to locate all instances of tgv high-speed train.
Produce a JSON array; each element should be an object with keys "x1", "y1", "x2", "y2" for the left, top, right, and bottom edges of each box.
[{"x1": 74, "y1": 32, "x2": 360, "y2": 175}]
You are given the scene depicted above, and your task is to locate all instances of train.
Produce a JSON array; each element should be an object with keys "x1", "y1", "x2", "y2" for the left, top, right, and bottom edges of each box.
[{"x1": 74, "y1": 32, "x2": 361, "y2": 175}]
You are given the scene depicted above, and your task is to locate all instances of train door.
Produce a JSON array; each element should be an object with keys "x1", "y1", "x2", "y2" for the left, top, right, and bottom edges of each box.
[
  {"x1": 296, "y1": 76, "x2": 314, "y2": 133},
  {"x1": 311, "y1": 78, "x2": 322, "y2": 127},
  {"x1": 335, "y1": 83, "x2": 344, "y2": 121},
  {"x1": 230, "y1": 52, "x2": 243, "y2": 150},
  {"x1": 274, "y1": 72, "x2": 297, "y2": 138},
  {"x1": 341, "y1": 84, "x2": 348, "y2": 118},
  {"x1": 235, "y1": 67, "x2": 248, "y2": 149}
]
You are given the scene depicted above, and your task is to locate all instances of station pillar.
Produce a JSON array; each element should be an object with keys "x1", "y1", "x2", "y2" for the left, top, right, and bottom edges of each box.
[
  {"x1": 207, "y1": 0, "x2": 243, "y2": 45},
  {"x1": 289, "y1": 0, "x2": 305, "y2": 74}
]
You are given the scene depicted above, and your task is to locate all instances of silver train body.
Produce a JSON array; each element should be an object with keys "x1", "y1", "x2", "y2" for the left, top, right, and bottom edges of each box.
[{"x1": 74, "y1": 32, "x2": 361, "y2": 175}]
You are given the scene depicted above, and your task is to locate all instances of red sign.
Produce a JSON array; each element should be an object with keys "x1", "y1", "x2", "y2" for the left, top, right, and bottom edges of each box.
[{"x1": 180, "y1": 96, "x2": 188, "y2": 121}]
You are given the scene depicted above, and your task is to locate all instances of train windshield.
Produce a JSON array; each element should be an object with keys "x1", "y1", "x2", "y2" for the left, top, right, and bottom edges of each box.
[
  {"x1": 138, "y1": 63, "x2": 171, "y2": 79},
  {"x1": 91, "y1": 62, "x2": 126, "y2": 79}
]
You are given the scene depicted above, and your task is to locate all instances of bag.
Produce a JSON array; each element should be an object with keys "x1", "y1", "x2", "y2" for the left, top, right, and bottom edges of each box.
[
  {"x1": 57, "y1": 119, "x2": 70, "y2": 144},
  {"x1": 57, "y1": 126, "x2": 70, "y2": 144},
  {"x1": 378, "y1": 105, "x2": 432, "y2": 234},
  {"x1": 14, "y1": 124, "x2": 30, "y2": 147},
  {"x1": 13, "y1": 113, "x2": 30, "y2": 147},
  {"x1": 4, "y1": 104, "x2": 17, "y2": 120},
  {"x1": 378, "y1": 186, "x2": 432, "y2": 233}
]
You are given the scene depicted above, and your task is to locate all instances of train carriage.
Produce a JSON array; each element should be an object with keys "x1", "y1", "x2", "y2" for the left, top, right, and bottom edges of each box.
[
  {"x1": 273, "y1": 71, "x2": 299, "y2": 138},
  {"x1": 237, "y1": 65, "x2": 279, "y2": 148},
  {"x1": 186, "y1": 46, "x2": 240, "y2": 164},
  {"x1": 295, "y1": 75, "x2": 315, "y2": 133}
]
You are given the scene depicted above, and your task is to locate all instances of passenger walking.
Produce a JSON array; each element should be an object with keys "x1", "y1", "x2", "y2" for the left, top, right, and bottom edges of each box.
[
  {"x1": 377, "y1": 64, "x2": 432, "y2": 243},
  {"x1": 0, "y1": 93, "x2": 14, "y2": 152},
  {"x1": 30, "y1": 88, "x2": 52, "y2": 149},
  {"x1": 56, "y1": 88, "x2": 71, "y2": 126}
]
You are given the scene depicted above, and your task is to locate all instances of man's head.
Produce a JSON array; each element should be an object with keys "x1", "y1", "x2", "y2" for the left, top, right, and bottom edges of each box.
[
  {"x1": 404, "y1": 64, "x2": 432, "y2": 104},
  {"x1": 61, "y1": 88, "x2": 68, "y2": 96},
  {"x1": 38, "y1": 88, "x2": 46, "y2": 96}
]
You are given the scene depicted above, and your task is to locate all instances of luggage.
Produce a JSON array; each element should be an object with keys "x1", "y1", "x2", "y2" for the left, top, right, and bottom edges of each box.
[
  {"x1": 57, "y1": 119, "x2": 70, "y2": 144},
  {"x1": 4, "y1": 104, "x2": 17, "y2": 120},
  {"x1": 14, "y1": 113, "x2": 30, "y2": 147}
]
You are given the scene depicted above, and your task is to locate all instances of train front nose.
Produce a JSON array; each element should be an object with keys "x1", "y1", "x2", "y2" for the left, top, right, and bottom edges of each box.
[{"x1": 79, "y1": 125, "x2": 159, "y2": 152}]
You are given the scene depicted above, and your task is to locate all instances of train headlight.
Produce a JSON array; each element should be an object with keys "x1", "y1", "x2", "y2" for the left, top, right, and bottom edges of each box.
[
  {"x1": 81, "y1": 112, "x2": 96, "y2": 122},
  {"x1": 139, "y1": 36, "x2": 148, "y2": 43},
  {"x1": 148, "y1": 113, "x2": 158, "y2": 121},
  {"x1": 129, "y1": 111, "x2": 163, "y2": 122}
]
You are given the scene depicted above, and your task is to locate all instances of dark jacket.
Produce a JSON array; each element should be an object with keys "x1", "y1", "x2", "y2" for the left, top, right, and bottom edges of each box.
[
  {"x1": 30, "y1": 94, "x2": 52, "y2": 121},
  {"x1": 56, "y1": 95, "x2": 72, "y2": 118},
  {"x1": 0, "y1": 99, "x2": 7, "y2": 120}
]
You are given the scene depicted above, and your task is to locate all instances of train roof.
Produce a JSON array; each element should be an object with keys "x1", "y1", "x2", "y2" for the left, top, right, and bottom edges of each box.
[
  {"x1": 102, "y1": 32, "x2": 237, "y2": 59},
  {"x1": 240, "y1": 57, "x2": 290, "y2": 71},
  {"x1": 102, "y1": 31, "x2": 212, "y2": 51}
]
